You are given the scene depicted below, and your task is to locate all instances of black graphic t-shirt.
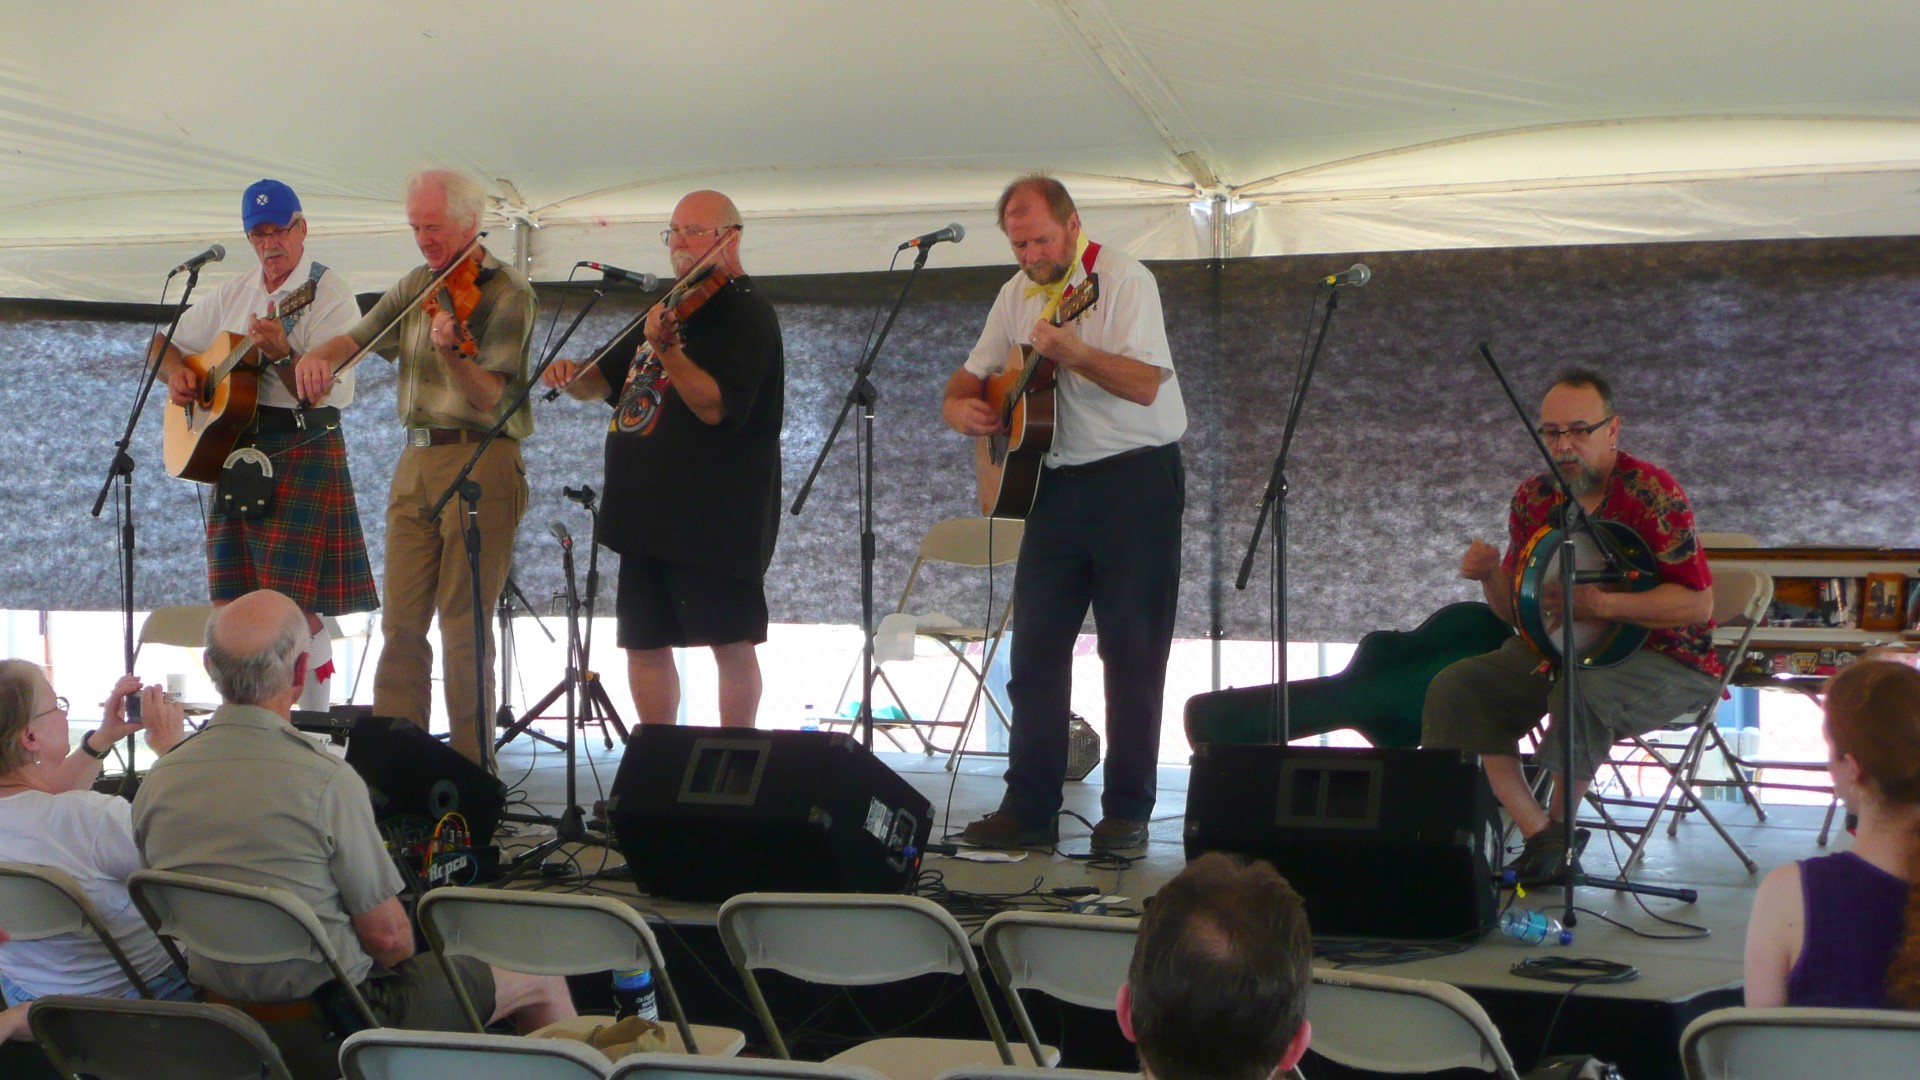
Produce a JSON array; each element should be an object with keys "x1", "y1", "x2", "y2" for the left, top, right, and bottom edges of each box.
[{"x1": 593, "y1": 275, "x2": 784, "y2": 580}]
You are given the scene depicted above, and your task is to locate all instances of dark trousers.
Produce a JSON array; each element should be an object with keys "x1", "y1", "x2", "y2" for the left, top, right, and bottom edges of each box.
[{"x1": 1001, "y1": 443, "x2": 1184, "y2": 824}]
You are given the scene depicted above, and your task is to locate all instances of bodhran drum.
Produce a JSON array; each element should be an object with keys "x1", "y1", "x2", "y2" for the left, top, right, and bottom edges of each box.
[{"x1": 1511, "y1": 518, "x2": 1658, "y2": 669}]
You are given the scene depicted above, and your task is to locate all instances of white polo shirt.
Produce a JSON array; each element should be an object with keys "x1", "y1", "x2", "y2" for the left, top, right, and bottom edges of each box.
[
  {"x1": 964, "y1": 243, "x2": 1186, "y2": 467},
  {"x1": 173, "y1": 257, "x2": 360, "y2": 409}
]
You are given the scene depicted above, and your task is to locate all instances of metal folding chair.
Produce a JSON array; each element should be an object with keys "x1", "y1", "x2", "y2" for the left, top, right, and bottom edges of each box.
[
  {"x1": 28, "y1": 995, "x2": 294, "y2": 1080},
  {"x1": 979, "y1": 911, "x2": 1138, "y2": 1065},
  {"x1": 1680, "y1": 1006, "x2": 1920, "y2": 1080},
  {"x1": 1305, "y1": 968, "x2": 1519, "y2": 1079},
  {"x1": 0, "y1": 861, "x2": 156, "y2": 998}
]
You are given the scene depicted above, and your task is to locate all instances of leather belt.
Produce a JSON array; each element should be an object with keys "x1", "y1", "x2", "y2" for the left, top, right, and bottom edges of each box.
[
  {"x1": 406, "y1": 427, "x2": 494, "y2": 448},
  {"x1": 1050, "y1": 443, "x2": 1166, "y2": 477},
  {"x1": 252, "y1": 406, "x2": 339, "y2": 434},
  {"x1": 203, "y1": 989, "x2": 318, "y2": 1023}
]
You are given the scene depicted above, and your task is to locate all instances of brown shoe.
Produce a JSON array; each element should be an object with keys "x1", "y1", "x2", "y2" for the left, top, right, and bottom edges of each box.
[
  {"x1": 961, "y1": 811, "x2": 1057, "y2": 849},
  {"x1": 1090, "y1": 816, "x2": 1149, "y2": 852}
]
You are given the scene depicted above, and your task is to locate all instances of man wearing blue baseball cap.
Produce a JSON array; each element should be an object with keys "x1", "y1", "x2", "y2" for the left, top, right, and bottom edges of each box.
[{"x1": 155, "y1": 179, "x2": 379, "y2": 711}]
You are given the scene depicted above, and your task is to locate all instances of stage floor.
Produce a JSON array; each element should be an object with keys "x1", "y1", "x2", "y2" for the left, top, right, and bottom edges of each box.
[{"x1": 493, "y1": 726, "x2": 1838, "y2": 1009}]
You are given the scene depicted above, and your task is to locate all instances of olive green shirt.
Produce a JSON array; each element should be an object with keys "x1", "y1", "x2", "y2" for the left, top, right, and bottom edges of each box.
[
  {"x1": 130, "y1": 704, "x2": 405, "y2": 1001},
  {"x1": 349, "y1": 247, "x2": 537, "y2": 441}
]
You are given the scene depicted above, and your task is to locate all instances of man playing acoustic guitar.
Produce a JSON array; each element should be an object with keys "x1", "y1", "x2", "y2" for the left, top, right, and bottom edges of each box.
[
  {"x1": 1422, "y1": 369, "x2": 1720, "y2": 884},
  {"x1": 156, "y1": 179, "x2": 378, "y2": 712},
  {"x1": 941, "y1": 174, "x2": 1186, "y2": 853}
]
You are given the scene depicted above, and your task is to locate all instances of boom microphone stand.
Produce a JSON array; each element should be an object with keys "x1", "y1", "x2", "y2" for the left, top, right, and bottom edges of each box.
[{"x1": 1477, "y1": 343, "x2": 1697, "y2": 920}]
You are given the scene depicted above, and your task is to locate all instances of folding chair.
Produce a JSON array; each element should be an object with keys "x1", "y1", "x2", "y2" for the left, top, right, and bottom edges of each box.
[
  {"x1": 1680, "y1": 1005, "x2": 1920, "y2": 1080},
  {"x1": 132, "y1": 605, "x2": 215, "y2": 668},
  {"x1": 0, "y1": 861, "x2": 155, "y2": 998},
  {"x1": 833, "y1": 517, "x2": 1023, "y2": 755},
  {"x1": 980, "y1": 911, "x2": 1138, "y2": 1065},
  {"x1": 339, "y1": 1027, "x2": 611, "y2": 1080},
  {"x1": 937, "y1": 1069, "x2": 1139, "y2": 1080},
  {"x1": 610, "y1": 1052, "x2": 893, "y2": 1080},
  {"x1": 717, "y1": 893, "x2": 1054, "y2": 1080},
  {"x1": 416, "y1": 886, "x2": 744, "y2": 1056},
  {"x1": 1304, "y1": 968, "x2": 1519, "y2": 1079},
  {"x1": 1580, "y1": 566, "x2": 1772, "y2": 877},
  {"x1": 28, "y1": 995, "x2": 293, "y2": 1080}
]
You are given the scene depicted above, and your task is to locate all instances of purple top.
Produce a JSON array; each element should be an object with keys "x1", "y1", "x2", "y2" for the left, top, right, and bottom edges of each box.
[{"x1": 1786, "y1": 851, "x2": 1909, "y2": 1008}]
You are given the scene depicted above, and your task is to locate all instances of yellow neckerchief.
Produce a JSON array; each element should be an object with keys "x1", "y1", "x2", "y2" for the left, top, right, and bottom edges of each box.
[{"x1": 1021, "y1": 234, "x2": 1092, "y2": 319}]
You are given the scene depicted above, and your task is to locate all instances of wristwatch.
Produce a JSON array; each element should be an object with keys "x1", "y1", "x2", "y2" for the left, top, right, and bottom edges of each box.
[{"x1": 78, "y1": 730, "x2": 111, "y2": 760}]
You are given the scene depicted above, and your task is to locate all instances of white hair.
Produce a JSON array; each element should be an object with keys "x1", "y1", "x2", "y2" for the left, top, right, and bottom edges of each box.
[{"x1": 406, "y1": 169, "x2": 488, "y2": 229}]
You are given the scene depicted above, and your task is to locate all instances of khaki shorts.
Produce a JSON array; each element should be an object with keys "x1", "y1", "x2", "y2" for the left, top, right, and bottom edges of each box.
[{"x1": 363, "y1": 953, "x2": 496, "y2": 1031}]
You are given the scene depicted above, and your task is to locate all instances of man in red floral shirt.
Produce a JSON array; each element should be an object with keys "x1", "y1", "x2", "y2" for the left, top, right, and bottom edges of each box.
[{"x1": 1423, "y1": 369, "x2": 1721, "y2": 884}]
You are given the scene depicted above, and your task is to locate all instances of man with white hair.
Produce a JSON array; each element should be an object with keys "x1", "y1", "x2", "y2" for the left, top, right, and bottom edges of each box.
[
  {"x1": 132, "y1": 590, "x2": 574, "y2": 1071},
  {"x1": 299, "y1": 169, "x2": 537, "y2": 768}
]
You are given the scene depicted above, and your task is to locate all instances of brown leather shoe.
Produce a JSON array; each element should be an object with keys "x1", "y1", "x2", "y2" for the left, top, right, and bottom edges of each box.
[
  {"x1": 1090, "y1": 816, "x2": 1149, "y2": 852},
  {"x1": 961, "y1": 811, "x2": 1057, "y2": 849}
]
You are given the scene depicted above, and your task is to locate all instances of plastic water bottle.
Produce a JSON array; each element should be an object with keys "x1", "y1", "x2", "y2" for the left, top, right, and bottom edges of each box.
[
  {"x1": 610, "y1": 966, "x2": 659, "y2": 1020},
  {"x1": 1499, "y1": 908, "x2": 1572, "y2": 946},
  {"x1": 800, "y1": 703, "x2": 819, "y2": 732}
]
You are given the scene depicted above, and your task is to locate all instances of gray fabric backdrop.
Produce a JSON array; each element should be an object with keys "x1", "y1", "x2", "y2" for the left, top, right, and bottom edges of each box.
[{"x1": 5, "y1": 235, "x2": 1916, "y2": 643}]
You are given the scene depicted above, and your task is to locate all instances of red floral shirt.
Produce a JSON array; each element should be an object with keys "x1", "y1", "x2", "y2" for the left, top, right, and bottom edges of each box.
[{"x1": 1502, "y1": 450, "x2": 1721, "y2": 678}]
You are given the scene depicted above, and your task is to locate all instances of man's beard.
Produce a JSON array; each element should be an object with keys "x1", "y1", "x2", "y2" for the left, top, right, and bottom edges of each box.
[
  {"x1": 1021, "y1": 258, "x2": 1069, "y2": 286},
  {"x1": 1560, "y1": 457, "x2": 1602, "y2": 496}
]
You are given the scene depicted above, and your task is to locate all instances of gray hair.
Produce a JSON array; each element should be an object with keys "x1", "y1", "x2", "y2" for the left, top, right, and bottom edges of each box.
[
  {"x1": 406, "y1": 169, "x2": 487, "y2": 229},
  {"x1": 0, "y1": 659, "x2": 43, "y2": 773},
  {"x1": 204, "y1": 614, "x2": 309, "y2": 706}
]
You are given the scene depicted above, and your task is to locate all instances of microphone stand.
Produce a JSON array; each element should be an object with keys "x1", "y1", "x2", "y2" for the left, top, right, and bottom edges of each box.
[
  {"x1": 1476, "y1": 344, "x2": 1696, "y2": 923},
  {"x1": 89, "y1": 264, "x2": 206, "y2": 791},
  {"x1": 426, "y1": 274, "x2": 617, "y2": 768},
  {"x1": 1233, "y1": 283, "x2": 1346, "y2": 743},
  {"x1": 494, "y1": 575, "x2": 556, "y2": 747},
  {"x1": 791, "y1": 242, "x2": 936, "y2": 749}
]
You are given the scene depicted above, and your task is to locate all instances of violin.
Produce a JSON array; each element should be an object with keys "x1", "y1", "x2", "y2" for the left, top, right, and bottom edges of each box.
[
  {"x1": 299, "y1": 232, "x2": 487, "y2": 408},
  {"x1": 421, "y1": 248, "x2": 485, "y2": 357}
]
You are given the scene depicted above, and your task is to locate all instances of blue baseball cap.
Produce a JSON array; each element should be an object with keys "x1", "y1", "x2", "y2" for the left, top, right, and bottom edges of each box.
[{"x1": 242, "y1": 179, "x2": 302, "y2": 232}]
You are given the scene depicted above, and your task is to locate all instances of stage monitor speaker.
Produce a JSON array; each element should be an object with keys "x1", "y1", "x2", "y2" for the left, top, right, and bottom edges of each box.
[
  {"x1": 1184, "y1": 744, "x2": 1497, "y2": 940},
  {"x1": 344, "y1": 715, "x2": 506, "y2": 849},
  {"x1": 606, "y1": 725, "x2": 932, "y2": 902}
]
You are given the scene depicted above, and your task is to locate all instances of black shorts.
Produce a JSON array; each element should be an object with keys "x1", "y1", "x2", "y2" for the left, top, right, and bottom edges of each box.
[{"x1": 616, "y1": 553, "x2": 769, "y2": 650}]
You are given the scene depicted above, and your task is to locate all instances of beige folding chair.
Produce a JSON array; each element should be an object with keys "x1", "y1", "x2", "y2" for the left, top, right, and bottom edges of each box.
[
  {"x1": 833, "y1": 518, "x2": 1023, "y2": 755},
  {"x1": 980, "y1": 911, "x2": 1138, "y2": 1065},
  {"x1": 416, "y1": 886, "x2": 743, "y2": 1056},
  {"x1": 1580, "y1": 567, "x2": 1772, "y2": 877},
  {"x1": 938, "y1": 1069, "x2": 1139, "y2": 1080},
  {"x1": 611, "y1": 1052, "x2": 894, "y2": 1080},
  {"x1": 339, "y1": 1027, "x2": 612, "y2": 1080},
  {"x1": 0, "y1": 861, "x2": 156, "y2": 998},
  {"x1": 1695, "y1": 531, "x2": 1761, "y2": 549},
  {"x1": 717, "y1": 892, "x2": 1054, "y2": 1080},
  {"x1": 1305, "y1": 968, "x2": 1519, "y2": 1079},
  {"x1": 1680, "y1": 1005, "x2": 1920, "y2": 1080},
  {"x1": 28, "y1": 995, "x2": 294, "y2": 1080},
  {"x1": 132, "y1": 605, "x2": 215, "y2": 667},
  {"x1": 126, "y1": 868, "x2": 380, "y2": 1029}
]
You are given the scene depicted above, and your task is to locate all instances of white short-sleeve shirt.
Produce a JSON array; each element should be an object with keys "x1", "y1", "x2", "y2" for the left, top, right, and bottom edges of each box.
[
  {"x1": 173, "y1": 257, "x2": 360, "y2": 409},
  {"x1": 964, "y1": 243, "x2": 1186, "y2": 467}
]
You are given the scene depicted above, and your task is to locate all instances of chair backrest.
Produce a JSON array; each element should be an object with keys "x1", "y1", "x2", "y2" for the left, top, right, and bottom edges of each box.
[
  {"x1": 1305, "y1": 968, "x2": 1519, "y2": 1079},
  {"x1": 340, "y1": 1027, "x2": 611, "y2": 1080},
  {"x1": 1697, "y1": 531, "x2": 1761, "y2": 549},
  {"x1": 0, "y1": 861, "x2": 153, "y2": 997},
  {"x1": 28, "y1": 994, "x2": 294, "y2": 1080},
  {"x1": 896, "y1": 517, "x2": 1025, "y2": 619},
  {"x1": 717, "y1": 892, "x2": 1014, "y2": 1062},
  {"x1": 611, "y1": 1051, "x2": 894, "y2": 1080},
  {"x1": 133, "y1": 605, "x2": 215, "y2": 665},
  {"x1": 980, "y1": 911, "x2": 1138, "y2": 1062},
  {"x1": 937, "y1": 1069, "x2": 1139, "y2": 1080},
  {"x1": 416, "y1": 886, "x2": 701, "y2": 1049},
  {"x1": 1708, "y1": 568, "x2": 1773, "y2": 694},
  {"x1": 126, "y1": 867, "x2": 379, "y2": 1027},
  {"x1": 1680, "y1": 1005, "x2": 1920, "y2": 1080}
]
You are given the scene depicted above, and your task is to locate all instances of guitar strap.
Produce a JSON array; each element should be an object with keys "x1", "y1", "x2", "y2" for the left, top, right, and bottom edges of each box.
[{"x1": 265, "y1": 263, "x2": 328, "y2": 411}]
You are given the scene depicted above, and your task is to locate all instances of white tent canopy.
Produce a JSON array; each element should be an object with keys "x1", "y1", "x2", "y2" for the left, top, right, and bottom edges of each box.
[{"x1": 4, "y1": 1, "x2": 1917, "y2": 302}]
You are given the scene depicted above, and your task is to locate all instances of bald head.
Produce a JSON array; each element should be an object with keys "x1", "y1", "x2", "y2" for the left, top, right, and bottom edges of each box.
[
  {"x1": 205, "y1": 590, "x2": 310, "y2": 707},
  {"x1": 666, "y1": 190, "x2": 744, "y2": 277}
]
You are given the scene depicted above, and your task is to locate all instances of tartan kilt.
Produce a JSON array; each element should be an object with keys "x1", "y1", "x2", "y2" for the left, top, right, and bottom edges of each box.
[{"x1": 206, "y1": 425, "x2": 380, "y2": 615}]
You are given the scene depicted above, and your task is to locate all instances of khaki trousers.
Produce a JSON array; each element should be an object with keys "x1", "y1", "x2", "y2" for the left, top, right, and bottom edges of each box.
[{"x1": 372, "y1": 439, "x2": 527, "y2": 768}]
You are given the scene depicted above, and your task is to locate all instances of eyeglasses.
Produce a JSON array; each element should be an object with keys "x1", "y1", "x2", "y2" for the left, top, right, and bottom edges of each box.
[
  {"x1": 33, "y1": 696, "x2": 69, "y2": 720},
  {"x1": 659, "y1": 225, "x2": 727, "y2": 247},
  {"x1": 247, "y1": 224, "x2": 298, "y2": 244},
  {"x1": 1535, "y1": 416, "x2": 1614, "y2": 443}
]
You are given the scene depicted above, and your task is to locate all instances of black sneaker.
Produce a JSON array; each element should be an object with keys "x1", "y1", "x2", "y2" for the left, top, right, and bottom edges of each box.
[
  {"x1": 1506, "y1": 827, "x2": 1587, "y2": 886},
  {"x1": 961, "y1": 812, "x2": 1057, "y2": 849},
  {"x1": 1090, "y1": 816, "x2": 1150, "y2": 852}
]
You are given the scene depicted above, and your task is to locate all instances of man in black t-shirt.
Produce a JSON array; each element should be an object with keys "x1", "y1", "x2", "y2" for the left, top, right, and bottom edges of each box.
[{"x1": 542, "y1": 190, "x2": 784, "y2": 727}]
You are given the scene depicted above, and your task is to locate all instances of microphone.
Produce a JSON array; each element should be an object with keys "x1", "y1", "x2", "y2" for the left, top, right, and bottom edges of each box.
[
  {"x1": 169, "y1": 244, "x2": 226, "y2": 277},
  {"x1": 898, "y1": 223, "x2": 965, "y2": 251},
  {"x1": 548, "y1": 521, "x2": 572, "y2": 546},
  {"x1": 577, "y1": 261, "x2": 660, "y2": 289},
  {"x1": 1321, "y1": 263, "x2": 1371, "y2": 288},
  {"x1": 562, "y1": 485, "x2": 597, "y2": 505}
]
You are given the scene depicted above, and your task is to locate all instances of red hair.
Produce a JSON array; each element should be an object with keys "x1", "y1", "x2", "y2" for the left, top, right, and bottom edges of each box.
[{"x1": 1824, "y1": 659, "x2": 1920, "y2": 1007}]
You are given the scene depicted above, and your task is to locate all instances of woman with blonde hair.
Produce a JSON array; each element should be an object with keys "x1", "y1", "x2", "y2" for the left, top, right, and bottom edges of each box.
[
  {"x1": 0, "y1": 659, "x2": 193, "y2": 1026},
  {"x1": 1744, "y1": 658, "x2": 1920, "y2": 1007}
]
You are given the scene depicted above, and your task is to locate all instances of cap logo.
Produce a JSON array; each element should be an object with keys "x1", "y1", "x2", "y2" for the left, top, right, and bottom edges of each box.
[{"x1": 256, "y1": 194, "x2": 269, "y2": 205}]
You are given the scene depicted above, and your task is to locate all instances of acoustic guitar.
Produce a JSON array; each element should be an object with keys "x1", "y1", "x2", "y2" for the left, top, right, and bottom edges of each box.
[
  {"x1": 973, "y1": 273, "x2": 1100, "y2": 518},
  {"x1": 162, "y1": 282, "x2": 317, "y2": 483}
]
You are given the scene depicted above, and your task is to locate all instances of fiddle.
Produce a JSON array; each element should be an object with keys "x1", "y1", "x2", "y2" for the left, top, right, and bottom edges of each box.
[
  {"x1": 421, "y1": 248, "x2": 485, "y2": 357},
  {"x1": 298, "y1": 232, "x2": 487, "y2": 408}
]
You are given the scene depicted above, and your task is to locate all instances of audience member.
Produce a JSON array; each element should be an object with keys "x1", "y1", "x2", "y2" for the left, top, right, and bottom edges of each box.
[
  {"x1": 131, "y1": 590, "x2": 573, "y2": 1067},
  {"x1": 1745, "y1": 658, "x2": 1920, "y2": 1008},
  {"x1": 0, "y1": 660, "x2": 191, "y2": 1018},
  {"x1": 1119, "y1": 852, "x2": 1313, "y2": 1080}
]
